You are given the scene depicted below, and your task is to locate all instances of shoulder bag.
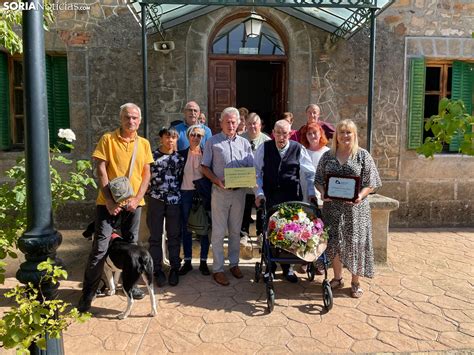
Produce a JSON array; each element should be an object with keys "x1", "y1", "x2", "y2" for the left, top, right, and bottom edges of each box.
[{"x1": 108, "y1": 139, "x2": 138, "y2": 203}]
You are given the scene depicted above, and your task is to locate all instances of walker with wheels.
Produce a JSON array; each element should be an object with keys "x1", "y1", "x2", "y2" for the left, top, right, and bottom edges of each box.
[{"x1": 254, "y1": 201, "x2": 333, "y2": 313}]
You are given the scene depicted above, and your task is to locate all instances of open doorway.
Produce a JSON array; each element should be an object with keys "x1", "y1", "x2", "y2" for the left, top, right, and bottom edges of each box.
[{"x1": 236, "y1": 60, "x2": 286, "y2": 134}]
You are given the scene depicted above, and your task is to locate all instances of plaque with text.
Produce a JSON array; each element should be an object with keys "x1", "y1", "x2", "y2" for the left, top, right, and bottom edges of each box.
[
  {"x1": 324, "y1": 175, "x2": 360, "y2": 202},
  {"x1": 224, "y1": 167, "x2": 256, "y2": 188}
]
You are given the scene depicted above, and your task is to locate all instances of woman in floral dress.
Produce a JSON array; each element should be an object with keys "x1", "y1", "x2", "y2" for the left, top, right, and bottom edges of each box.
[{"x1": 315, "y1": 119, "x2": 381, "y2": 298}]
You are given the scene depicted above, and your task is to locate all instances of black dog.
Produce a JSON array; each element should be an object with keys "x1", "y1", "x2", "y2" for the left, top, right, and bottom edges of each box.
[{"x1": 104, "y1": 234, "x2": 157, "y2": 319}]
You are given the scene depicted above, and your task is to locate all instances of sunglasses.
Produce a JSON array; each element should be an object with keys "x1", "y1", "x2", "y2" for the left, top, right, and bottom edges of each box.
[{"x1": 190, "y1": 133, "x2": 203, "y2": 138}]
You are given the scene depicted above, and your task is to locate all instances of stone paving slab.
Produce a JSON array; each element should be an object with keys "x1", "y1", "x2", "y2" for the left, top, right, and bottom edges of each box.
[{"x1": 1, "y1": 229, "x2": 473, "y2": 354}]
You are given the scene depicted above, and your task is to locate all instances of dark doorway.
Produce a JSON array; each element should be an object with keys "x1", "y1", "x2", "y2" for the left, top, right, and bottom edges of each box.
[
  {"x1": 208, "y1": 58, "x2": 286, "y2": 133},
  {"x1": 236, "y1": 60, "x2": 285, "y2": 134}
]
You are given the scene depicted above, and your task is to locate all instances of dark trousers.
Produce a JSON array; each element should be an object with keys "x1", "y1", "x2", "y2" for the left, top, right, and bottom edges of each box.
[
  {"x1": 241, "y1": 193, "x2": 263, "y2": 235},
  {"x1": 147, "y1": 198, "x2": 181, "y2": 272},
  {"x1": 81, "y1": 205, "x2": 141, "y2": 301}
]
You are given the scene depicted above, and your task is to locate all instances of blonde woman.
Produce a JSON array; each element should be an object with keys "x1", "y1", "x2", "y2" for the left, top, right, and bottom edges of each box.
[{"x1": 315, "y1": 119, "x2": 381, "y2": 298}]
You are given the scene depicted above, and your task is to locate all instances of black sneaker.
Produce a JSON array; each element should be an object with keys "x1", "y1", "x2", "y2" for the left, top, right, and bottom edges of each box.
[
  {"x1": 283, "y1": 269, "x2": 299, "y2": 283},
  {"x1": 179, "y1": 261, "x2": 193, "y2": 275},
  {"x1": 130, "y1": 287, "x2": 145, "y2": 300},
  {"x1": 77, "y1": 295, "x2": 92, "y2": 313},
  {"x1": 155, "y1": 270, "x2": 167, "y2": 287},
  {"x1": 168, "y1": 268, "x2": 179, "y2": 286},
  {"x1": 199, "y1": 260, "x2": 210, "y2": 276}
]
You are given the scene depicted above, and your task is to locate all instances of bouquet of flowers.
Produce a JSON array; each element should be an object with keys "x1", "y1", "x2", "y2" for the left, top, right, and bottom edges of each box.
[{"x1": 268, "y1": 203, "x2": 328, "y2": 262}]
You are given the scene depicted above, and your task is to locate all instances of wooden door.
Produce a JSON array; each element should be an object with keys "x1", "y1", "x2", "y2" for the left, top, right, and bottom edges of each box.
[
  {"x1": 271, "y1": 61, "x2": 286, "y2": 122},
  {"x1": 208, "y1": 60, "x2": 236, "y2": 133}
]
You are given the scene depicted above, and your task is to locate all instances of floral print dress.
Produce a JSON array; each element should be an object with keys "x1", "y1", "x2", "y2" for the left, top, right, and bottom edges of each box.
[{"x1": 315, "y1": 148, "x2": 382, "y2": 278}]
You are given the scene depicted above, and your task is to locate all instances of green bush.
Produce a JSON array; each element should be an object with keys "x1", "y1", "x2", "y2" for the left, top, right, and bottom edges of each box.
[
  {"x1": 0, "y1": 258, "x2": 91, "y2": 353},
  {"x1": 0, "y1": 129, "x2": 97, "y2": 283},
  {"x1": 417, "y1": 98, "x2": 474, "y2": 157}
]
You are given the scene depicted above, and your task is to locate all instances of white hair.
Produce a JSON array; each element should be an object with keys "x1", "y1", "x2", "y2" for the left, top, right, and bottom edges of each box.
[
  {"x1": 120, "y1": 103, "x2": 142, "y2": 120},
  {"x1": 219, "y1": 107, "x2": 240, "y2": 124}
]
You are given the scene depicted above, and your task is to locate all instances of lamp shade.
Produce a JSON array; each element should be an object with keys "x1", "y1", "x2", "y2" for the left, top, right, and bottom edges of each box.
[{"x1": 244, "y1": 12, "x2": 265, "y2": 38}]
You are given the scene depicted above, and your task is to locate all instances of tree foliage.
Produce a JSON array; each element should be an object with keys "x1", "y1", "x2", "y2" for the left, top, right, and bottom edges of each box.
[
  {"x1": 417, "y1": 98, "x2": 474, "y2": 158},
  {"x1": 0, "y1": 0, "x2": 54, "y2": 54}
]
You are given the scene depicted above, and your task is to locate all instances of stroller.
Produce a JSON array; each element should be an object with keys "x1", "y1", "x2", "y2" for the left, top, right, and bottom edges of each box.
[{"x1": 254, "y1": 200, "x2": 333, "y2": 313}]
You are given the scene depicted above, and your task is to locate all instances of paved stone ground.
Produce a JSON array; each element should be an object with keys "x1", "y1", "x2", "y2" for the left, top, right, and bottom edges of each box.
[{"x1": 1, "y1": 229, "x2": 473, "y2": 354}]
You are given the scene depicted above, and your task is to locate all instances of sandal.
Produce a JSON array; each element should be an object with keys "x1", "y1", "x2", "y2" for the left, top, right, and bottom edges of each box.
[
  {"x1": 329, "y1": 278, "x2": 344, "y2": 289},
  {"x1": 351, "y1": 282, "x2": 364, "y2": 298}
]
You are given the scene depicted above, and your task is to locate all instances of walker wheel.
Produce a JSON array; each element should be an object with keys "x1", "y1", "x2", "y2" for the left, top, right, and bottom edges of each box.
[
  {"x1": 266, "y1": 285, "x2": 275, "y2": 313},
  {"x1": 254, "y1": 262, "x2": 262, "y2": 283},
  {"x1": 307, "y1": 262, "x2": 315, "y2": 281},
  {"x1": 322, "y1": 280, "x2": 333, "y2": 311}
]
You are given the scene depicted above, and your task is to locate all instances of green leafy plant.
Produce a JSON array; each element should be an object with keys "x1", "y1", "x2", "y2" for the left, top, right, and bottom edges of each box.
[
  {"x1": 0, "y1": 0, "x2": 55, "y2": 54},
  {"x1": 0, "y1": 129, "x2": 97, "y2": 283},
  {"x1": 0, "y1": 258, "x2": 91, "y2": 353},
  {"x1": 417, "y1": 98, "x2": 474, "y2": 158}
]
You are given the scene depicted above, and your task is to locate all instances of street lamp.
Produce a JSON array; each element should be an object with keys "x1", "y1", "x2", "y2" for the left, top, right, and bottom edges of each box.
[{"x1": 243, "y1": 10, "x2": 266, "y2": 38}]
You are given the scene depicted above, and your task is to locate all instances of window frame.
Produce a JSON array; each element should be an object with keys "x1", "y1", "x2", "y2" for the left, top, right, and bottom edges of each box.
[{"x1": 407, "y1": 57, "x2": 474, "y2": 154}]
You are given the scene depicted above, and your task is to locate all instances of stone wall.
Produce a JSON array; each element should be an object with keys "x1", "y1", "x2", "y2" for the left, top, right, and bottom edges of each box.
[{"x1": 2, "y1": 0, "x2": 474, "y2": 227}]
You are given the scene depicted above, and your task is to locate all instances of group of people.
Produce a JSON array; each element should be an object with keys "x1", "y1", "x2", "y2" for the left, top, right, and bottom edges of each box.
[{"x1": 77, "y1": 100, "x2": 381, "y2": 312}]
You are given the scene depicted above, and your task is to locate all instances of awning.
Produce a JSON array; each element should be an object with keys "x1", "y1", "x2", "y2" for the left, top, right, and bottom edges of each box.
[{"x1": 128, "y1": 0, "x2": 394, "y2": 42}]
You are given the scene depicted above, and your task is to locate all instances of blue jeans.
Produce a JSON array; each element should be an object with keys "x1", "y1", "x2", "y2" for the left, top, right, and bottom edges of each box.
[{"x1": 181, "y1": 190, "x2": 210, "y2": 261}]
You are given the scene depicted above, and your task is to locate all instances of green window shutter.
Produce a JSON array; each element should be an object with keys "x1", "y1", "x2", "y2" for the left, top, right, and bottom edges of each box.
[
  {"x1": 0, "y1": 52, "x2": 11, "y2": 150},
  {"x1": 45, "y1": 55, "x2": 55, "y2": 146},
  {"x1": 45, "y1": 55, "x2": 69, "y2": 147},
  {"x1": 450, "y1": 61, "x2": 473, "y2": 152},
  {"x1": 407, "y1": 57, "x2": 426, "y2": 149}
]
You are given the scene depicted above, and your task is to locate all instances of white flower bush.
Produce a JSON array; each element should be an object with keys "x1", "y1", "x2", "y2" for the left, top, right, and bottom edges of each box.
[{"x1": 58, "y1": 128, "x2": 76, "y2": 143}]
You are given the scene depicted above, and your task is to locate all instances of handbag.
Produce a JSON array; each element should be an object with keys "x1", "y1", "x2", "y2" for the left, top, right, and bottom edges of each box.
[
  {"x1": 108, "y1": 139, "x2": 138, "y2": 203},
  {"x1": 187, "y1": 195, "x2": 209, "y2": 235}
]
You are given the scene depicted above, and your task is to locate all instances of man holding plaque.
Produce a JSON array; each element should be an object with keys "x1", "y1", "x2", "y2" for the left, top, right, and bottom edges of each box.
[
  {"x1": 201, "y1": 107, "x2": 254, "y2": 286},
  {"x1": 254, "y1": 119, "x2": 317, "y2": 283}
]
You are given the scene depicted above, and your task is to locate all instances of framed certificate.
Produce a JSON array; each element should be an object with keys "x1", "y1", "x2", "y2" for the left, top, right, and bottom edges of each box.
[
  {"x1": 324, "y1": 175, "x2": 360, "y2": 202},
  {"x1": 224, "y1": 167, "x2": 256, "y2": 188}
]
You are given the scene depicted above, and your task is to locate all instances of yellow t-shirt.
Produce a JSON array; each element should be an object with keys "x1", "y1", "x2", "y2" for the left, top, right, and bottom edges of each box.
[{"x1": 92, "y1": 129, "x2": 154, "y2": 206}]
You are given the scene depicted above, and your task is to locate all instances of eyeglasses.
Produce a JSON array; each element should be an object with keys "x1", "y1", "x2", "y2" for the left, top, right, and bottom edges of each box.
[{"x1": 190, "y1": 133, "x2": 202, "y2": 138}]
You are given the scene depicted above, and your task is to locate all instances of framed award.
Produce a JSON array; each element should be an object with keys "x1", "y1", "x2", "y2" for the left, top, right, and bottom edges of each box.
[{"x1": 324, "y1": 175, "x2": 360, "y2": 202}]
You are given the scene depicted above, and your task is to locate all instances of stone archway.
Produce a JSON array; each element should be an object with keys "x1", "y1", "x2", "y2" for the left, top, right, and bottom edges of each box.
[{"x1": 185, "y1": 7, "x2": 313, "y2": 124}]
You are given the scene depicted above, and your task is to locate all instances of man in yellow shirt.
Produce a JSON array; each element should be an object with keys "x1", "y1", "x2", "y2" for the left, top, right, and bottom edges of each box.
[{"x1": 78, "y1": 103, "x2": 153, "y2": 313}]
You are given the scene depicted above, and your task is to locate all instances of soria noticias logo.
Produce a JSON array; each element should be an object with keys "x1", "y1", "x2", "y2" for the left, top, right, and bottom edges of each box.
[{"x1": 1, "y1": 1, "x2": 91, "y2": 11}]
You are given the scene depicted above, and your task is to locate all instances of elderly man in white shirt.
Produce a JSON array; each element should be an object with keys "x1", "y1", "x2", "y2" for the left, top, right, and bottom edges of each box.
[{"x1": 254, "y1": 119, "x2": 316, "y2": 283}]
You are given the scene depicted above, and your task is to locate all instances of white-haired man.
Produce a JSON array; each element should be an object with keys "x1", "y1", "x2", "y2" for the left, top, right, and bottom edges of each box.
[
  {"x1": 78, "y1": 103, "x2": 153, "y2": 312},
  {"x1": 201, "y1": 107, "x2": 254, "y2": 286},
  {"x1": 255, "y1": 119, "x2": 316, "y2": 283}
]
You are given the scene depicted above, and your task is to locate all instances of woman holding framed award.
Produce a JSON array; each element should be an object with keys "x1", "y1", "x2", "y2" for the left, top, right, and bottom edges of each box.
[{"x1": 315, "y1": 119, "x2": 381, "y2": 298}]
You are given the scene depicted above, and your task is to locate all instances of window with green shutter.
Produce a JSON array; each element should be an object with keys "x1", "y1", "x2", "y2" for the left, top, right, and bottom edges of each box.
[
  {"x1": 0, "y1": 52, "x2": 70, "y2": 150},
  {"x1": 407, "y1": 57, "x2": 425, "y2": 149},
  {"x1": 450, "y1": 61, "x2": 473, "y2": 152},
  {"x1": 46, "y1": 55, "x2": 70, "y2": 147},
  {"x1": 0, "y1": 52, "x2": 10, "y2": 150},
  {"x1": 407, "y1": 58, "x2": 473, "y2": 153}
]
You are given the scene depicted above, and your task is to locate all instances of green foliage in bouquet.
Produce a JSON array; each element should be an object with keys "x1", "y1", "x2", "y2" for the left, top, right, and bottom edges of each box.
[{"x1": 268, "y1": 203, "x2": 327, "y2": 257}]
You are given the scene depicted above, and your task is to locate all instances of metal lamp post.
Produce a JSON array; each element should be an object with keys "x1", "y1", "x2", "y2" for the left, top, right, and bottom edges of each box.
[{"x1": 16, "y1": 0, "x2": 64, "y2": 353}]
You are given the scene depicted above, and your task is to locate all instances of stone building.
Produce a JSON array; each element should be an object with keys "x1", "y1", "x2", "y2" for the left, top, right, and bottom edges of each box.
[{"x1": 0, "y1": 0, "x2": 473, "y2": 227}]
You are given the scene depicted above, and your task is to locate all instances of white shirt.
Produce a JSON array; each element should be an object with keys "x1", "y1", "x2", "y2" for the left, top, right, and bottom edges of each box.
[{"x1": 254, "y1": 141, "x2": 316, "y2": 198}]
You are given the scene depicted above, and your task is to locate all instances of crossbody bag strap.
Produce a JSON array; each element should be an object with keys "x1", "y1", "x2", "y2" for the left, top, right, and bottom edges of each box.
[{"x1": 127, "y1": 137, "x2": 139, "y2": 180}]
